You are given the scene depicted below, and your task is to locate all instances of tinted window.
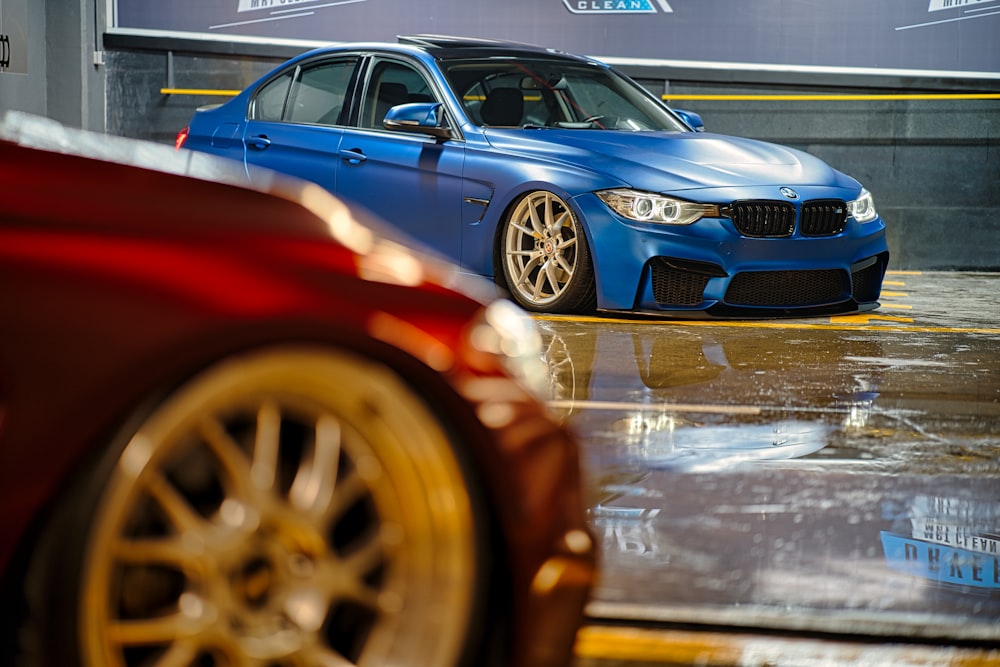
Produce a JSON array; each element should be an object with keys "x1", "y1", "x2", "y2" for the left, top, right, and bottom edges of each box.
[
  {"x1": 253, "y1": 71, "x2": 293, "y2": 122},
  {"x1": 287, "y1": 59, "x2": 357, "y2": 125},
  {"x1": 251, "y1": 57, "x2": 357, "y2": 125},
  {"x1": 359, "y1": 59, "x2": 438, "y2": 129},
  {"x1": 444, "y1": 58, "x2": 688, "y2": 131}
]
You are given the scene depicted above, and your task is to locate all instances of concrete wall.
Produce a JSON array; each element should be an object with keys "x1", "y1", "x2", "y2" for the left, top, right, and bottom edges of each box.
[
  {"x1": 0, "y1": 1, "x2": 48, "y2": 119},
  {"x1": 0, "y1": 0, "x2": 105, "y2": 132},
  {"x1": 103, "y1": 44, "x2": 999, "y2": 272},
  {"x1": 105, "y1": 48, "x2": 283, "y2": 146},
  {"x1": 3, "y1": 1, "x2": 997, "y2": 272},
  {"x1": 627, "y1": 75, "x2": 1000, "y2": 272}
]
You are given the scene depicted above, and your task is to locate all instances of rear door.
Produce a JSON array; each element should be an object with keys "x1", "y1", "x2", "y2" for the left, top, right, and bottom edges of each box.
[{"x1": 242, "y1": 56, "x2": 359, "y2": 193}]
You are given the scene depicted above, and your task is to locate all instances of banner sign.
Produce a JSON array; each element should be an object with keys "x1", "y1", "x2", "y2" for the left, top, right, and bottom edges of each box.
[
  {"x1": 562, "y1": 0, "x2": 673, "y2": 14},
  {"x1": 111, "y1": 0, "x2": 1000, "y2": 76},
  {"x1": 881, "y1": 532, "x2": 1000, "y2": 589},
  {"x1": 881, "y1": 494, "x2": 1000, "y2": 590}
]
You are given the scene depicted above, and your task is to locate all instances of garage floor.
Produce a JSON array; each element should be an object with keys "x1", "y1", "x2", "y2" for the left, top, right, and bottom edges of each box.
[{"x1": 537, "y1": 271, "x2": 1000, "y2": 666}]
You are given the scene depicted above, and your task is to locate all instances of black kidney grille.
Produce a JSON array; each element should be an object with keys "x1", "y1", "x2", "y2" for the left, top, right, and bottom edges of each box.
[
  {"x1": 725, "y1": 269, "x2": 846, "y2": 307},
  {"x1": 725, "y1": 199, "x2": 849, "y2": 237},
  {"x1": 727, "y1": 201, "x2": 796, "y2": 237},
  {"x1": 801, "y1": 200, "x2": 848, "y2": 236}
]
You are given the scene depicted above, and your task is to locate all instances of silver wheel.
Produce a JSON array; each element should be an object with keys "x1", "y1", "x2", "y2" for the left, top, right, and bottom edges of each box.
[
  {"x1": 502, "y1": 191, "x2": 595, "y2": 313},
  {"x1": 77, "y1": 347, "x2": 478, "y2": 667}
]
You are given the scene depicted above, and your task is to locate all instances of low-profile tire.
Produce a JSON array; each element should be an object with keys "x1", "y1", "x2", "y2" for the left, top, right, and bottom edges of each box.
[
  {"x1": 19, "y1": 346, "x2": 491, "y2": 667},
  {"x1": 500, "y1": 190, "x2": 597, "y2": 313}
]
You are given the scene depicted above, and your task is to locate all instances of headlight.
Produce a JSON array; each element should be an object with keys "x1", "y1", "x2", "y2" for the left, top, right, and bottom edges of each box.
[
  {"x1": 468, "y1": 299, "x2": 549, "y2": 398},
  {"x1": 597, "y1": 189, "x2": 718, "y2": 225},
  {"x1": 847, "y1": 188, "x2": 878, "y2": 223}
]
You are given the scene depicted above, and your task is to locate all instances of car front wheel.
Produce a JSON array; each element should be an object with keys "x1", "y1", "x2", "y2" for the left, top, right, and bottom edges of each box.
[
  {"x1": 500, "y1": 191, "x2": 596, "y2": 313},
  {"x1": 21, "y1": 346, "x2": 488, "y2": 667}
]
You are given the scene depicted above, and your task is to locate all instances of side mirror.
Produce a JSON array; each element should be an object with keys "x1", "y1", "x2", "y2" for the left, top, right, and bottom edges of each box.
[
  {"x1": 673, "y1": 108, "x2": 705, "y2": 132},
  {"x1": 383, "y1": 102, "x2": 453, "y2": 140}
]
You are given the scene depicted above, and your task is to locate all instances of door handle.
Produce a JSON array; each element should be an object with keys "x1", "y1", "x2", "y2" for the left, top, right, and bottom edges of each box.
[
  {"x1": 339, "y1": 148, "x2": 367, "y2": 165},
  {"x1": 246, "y1": 135, "x2": 271, "y2": 150}
]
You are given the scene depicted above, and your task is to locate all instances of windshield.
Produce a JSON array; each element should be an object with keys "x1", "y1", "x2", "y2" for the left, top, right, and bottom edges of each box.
[{"x1": 442, "y1": 57, "x2": 689, "y2": 131}]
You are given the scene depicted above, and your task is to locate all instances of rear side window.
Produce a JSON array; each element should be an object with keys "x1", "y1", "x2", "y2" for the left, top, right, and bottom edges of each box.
[
  {"x1": 251, "y1": 57, "x2": 358, "y2": 125},
  {"x1": 253, "y1": 71, "x2": 293, "y2": 122}
]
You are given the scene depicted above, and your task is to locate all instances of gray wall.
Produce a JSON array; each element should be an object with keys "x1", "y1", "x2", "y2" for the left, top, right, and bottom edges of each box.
[
  {"x1": 0, "y1": 1, "x2": 48, "y2": 120},
  {"x1": 105, "y1": 49, "x2": 283, "y2": 146},
  {"x1": 0, "y1": 0, "x2": 105, "y2": 132},
  {"x1": 101, "y1": 44, "x2": 1000, "y2": 272},
  {"x1": 625, "y1": 74, "x2": 1000, "y2": 272},
  {"x1": 3, "y1": 0, "x2": 997, "y2": 272}
]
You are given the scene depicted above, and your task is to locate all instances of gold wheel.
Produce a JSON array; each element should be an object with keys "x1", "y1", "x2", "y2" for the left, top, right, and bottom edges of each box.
[
  {"x1": 78, "y1": 347, "x2": 477, "y2": 667},
  {"x1": 502, "y1": 191, "x2": 596, "y2": 313}
]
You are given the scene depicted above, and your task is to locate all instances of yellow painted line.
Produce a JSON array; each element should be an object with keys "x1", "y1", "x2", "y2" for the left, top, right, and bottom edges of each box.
[
  {"x1": 879, "y1": 291, "x2": 908, "y2": 297},
  {"x1": 547, "y1": 399, "x2": 761, "y2": 415},
  {"x1": 534, "y1": 314, "x2": 1000, "y2": 335},
  {"x1": 883, "y1": 280, "x2": 908, "y2": 286},
  {"x1": 663, "y1": 93, "x2": 1000, "y2": 101},
  {"x1": 829, "y1": 313, "x2": 913, "y2": 324},
  {"x1": 575, "y1": 626, "x2": 1000, "y2": 666},
  {"x1": 160, "y1": 88, "x2": 241, "y2": 96},
  {"x1": 576, "y1": 626, "x2": 740, "y2": 664}
]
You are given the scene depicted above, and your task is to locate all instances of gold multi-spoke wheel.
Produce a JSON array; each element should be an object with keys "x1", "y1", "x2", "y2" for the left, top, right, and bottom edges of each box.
[
  {"x1": 501, "y1": 191, "x2": 596, "y2": 313},
  {"x1": 59, "y1": 347, "x2": 481, "y2": 667}
]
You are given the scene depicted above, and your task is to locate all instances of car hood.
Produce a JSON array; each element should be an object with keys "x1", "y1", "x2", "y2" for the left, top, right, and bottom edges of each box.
[{"x1": 483, "y1": 129, "x2": 859, "y2": 196}]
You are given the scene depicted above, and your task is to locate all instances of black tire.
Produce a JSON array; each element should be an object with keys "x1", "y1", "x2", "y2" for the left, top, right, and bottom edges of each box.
[
  {"x1": 16, "y1": 346, "x2": 495, "y2": 667},
  {"x1": 499, "y1": 191, "x2": 597, "y2": 313}
]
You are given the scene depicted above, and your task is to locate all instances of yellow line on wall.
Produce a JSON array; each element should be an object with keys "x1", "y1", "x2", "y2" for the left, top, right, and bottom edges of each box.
[
  {"x1": 161, "y1": 88, "x2": 242, "y2": 96},
  {"x1": 663, "y1": 93, "x2": 1000, "y2": 101},
  {"x1": 160, "y1": 90, "x2": 998, "y2": 101}
]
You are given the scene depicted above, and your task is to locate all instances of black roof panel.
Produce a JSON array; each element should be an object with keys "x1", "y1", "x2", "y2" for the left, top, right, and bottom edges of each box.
[{"x1": 395, "y1": 34, "x2": 594, "y2": 63}]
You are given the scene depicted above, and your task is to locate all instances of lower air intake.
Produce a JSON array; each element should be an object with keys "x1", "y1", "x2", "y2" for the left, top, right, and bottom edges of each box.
[
  {"x1": 851, "y1": 259, "x2": 884, "y2": 303},
  {"x1": 725, "y1": 269, "x2": 846, "y2": 307},
  {"x1": 651, "y1": 260, "x2": 713, "y2": 306}
]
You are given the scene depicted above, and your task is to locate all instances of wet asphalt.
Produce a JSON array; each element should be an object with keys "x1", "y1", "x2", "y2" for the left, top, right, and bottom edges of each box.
[{"x1": 536, "y1": 272, "x2": 1000, "y2": 666}]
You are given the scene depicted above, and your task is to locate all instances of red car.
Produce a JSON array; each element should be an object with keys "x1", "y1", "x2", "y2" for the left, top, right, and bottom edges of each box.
[{"x1": 0, "y1": 112, "x2": 594, "y2": 667}]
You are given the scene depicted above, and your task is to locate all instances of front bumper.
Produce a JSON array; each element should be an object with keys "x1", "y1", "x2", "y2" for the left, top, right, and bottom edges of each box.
[
  {"x1": 572, "y1": 193, "x2": 890, "y2": 317},
  {"x1": 633, "y1": 251, "x2": 890, "y2": 318}
]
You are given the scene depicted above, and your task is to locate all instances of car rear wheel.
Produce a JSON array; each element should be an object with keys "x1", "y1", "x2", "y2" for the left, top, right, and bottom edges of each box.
[
  {"x1": 500, "y1": 191, "x2": 596, "y2": 313},
  {"x1": 22, "y1": 347, "x2": 487, "y2": 667}
]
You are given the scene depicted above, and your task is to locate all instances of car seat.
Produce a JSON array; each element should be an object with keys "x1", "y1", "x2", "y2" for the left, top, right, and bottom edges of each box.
[
  {"x1": 480, "y1": 88, "x2": 524, "y2": 127},
  {"x1": 374, "y1": 82, "x2": 410, "y2": 127}
]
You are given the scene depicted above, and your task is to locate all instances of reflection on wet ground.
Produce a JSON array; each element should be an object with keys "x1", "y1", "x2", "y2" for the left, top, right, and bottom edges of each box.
[{"x1": 543, "y1": 273, "x2": 1000, "y2": 663}]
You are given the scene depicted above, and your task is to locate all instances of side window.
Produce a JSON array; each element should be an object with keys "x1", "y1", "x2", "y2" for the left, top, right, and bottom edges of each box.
[
  {"x1": 250, "y1": 58, "x2": 357, "y2": 125},
  {"x1": 286, "y1": 59, "x2": 357, "y2": 125},
  {"x1": 360, "y1": 60, "x2": 438, "y2": 130},
  {"x1": 252, "y1": 71, "x2": 293, "y2": 122}
]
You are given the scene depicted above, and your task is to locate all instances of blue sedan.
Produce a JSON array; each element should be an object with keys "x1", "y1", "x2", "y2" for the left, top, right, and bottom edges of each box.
[{"x1": 179, "y1": 35, "x2": 888, "y2": 317}]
